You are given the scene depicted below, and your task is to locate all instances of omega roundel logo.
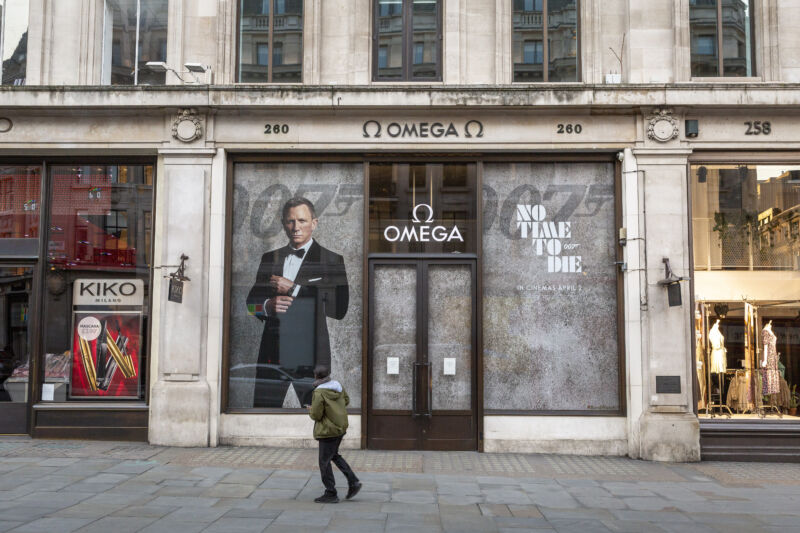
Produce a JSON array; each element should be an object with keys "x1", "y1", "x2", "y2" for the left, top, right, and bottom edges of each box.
[{"x1": 411, "y1": 203, "x2": 434, "y2": 224}]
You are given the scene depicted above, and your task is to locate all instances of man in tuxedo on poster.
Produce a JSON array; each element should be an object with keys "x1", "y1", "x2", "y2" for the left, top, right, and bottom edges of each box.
[{"x1": 247, "y1": 197, "x2": 349, "y2": 407}]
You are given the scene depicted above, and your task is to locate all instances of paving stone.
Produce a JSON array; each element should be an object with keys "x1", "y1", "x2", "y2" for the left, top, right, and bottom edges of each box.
[
  {"x1": 598, "y1": 519, "x2": 667, "y2": 532},
  {"x1": 574, "y1": 496, "x2": 627, "y2": 510},
  {"x1": 162, "y1": 506, "x2": 229, "y2": 523},
  {"x1": 0, "y1": 523, "x2": 22, "y2": 533},
  {"x1": 538, "y1": 508, "x2": 616, "y2": 522},
  {"x1": 200, "y1": 517, "x2": 271, "y2": 532},
  {"x1": 621, "y1": 496, "x2": 675, "y2": 511},
  {"x1": 110, "y1": 505, "x2": 178, "y2": 518},
  {"x1": 259, "y1": 477, "x2": 309, "y2": 490},
  {"x1": 212, "y1": 497, "x2": 266, "y2": 510},
  {"x1": 391, "y1": 489, "x2": 437, "y2": 504},
  {"x1": 103, "y1": 461, "x2": 159, "y2": 474},
  {"x1": 437, "y1": 493, "x2": 484, "y2": 505},
  {"x1": 149, "y1": 496, "x2": 220, "y2": 508},
  {"x1": 508, "y1": 504, "x2": 543, "y2": 518},
  {"x1": 0, "y1": 507, "x2": 50, "y2": 523},
  {"x1": 548, "y1": 517, "x2": 615, "y2": 532},
  {"x1": 250, "y1": 488, "x2": 300, "y2": 500},
  {"x1": 220, "y1": 469, "x2": 273, "y2": 485},
  {"x1": 610, "y1": 510, "x2": 692, "y2": 523},
  {"x1": 325, "y1": 517, "x2": 386, "y2": 533},
  {"x1": 155, "y1": 486, "x2": 208, "y2": 496},
  {"x1": 48, "y1": 502, "x2": 126, "y2": 519},
  {"x1": 80, "y1": 473, "x2": 130, "y2": 484},
  {"x1": 381, "y1": 502, "x2": 440, "y2": 515},
  {"x1": 263, "y1": 526, "x2": 325, "y2": 533},
  {"x1": 37, "y1": 459, "x2": 81, "y2": 467},
  {"x1": 137, "y1": 521, "x2": 208, "y2": 533},
  {"x1": 73, "y1": 516, "x2": 159, "y2": 533},
  {"x1": 441, "y1": 514, "x2": 499, "y2": 532},
  {"x1": 480, "y1": 504, "x2": 512, "y2": 517},
  {"x1": 222, "y1": 508, "x2": 282, "y2": 519},
  {"x1": 272, "y1": 510, "x2": 333, "y2": 527},
  {"x1": 439, "y1": 503, "x2": 482, "y2": 516},
  {"x1": 485, "y1": 489, "x2": 532, "y2": 505},
  {"x1": 493, "y1": 516, "x2": 554, "y2": 529},
  {"x1": 7, "y1": 517, "x2": 94, "y2": 533}
]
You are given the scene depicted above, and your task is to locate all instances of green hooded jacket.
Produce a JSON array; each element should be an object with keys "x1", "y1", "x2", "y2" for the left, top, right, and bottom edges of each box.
[{"x1": 309, "y1": 380, "x2": 349, "y2": 439}]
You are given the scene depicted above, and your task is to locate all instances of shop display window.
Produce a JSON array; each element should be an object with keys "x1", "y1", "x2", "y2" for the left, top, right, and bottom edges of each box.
[
  {"x1": 0, "y1": 165, "x2": 40, "y2": 240},
  {"x1": 693, "y1": 164, "x2": 800, "y2": 419},
  {"x1": 226, "y1": 163, "x2": 363, "y2": 410},
  {"x1": 40, "y1": 164, "x2": 153, "y2": 402}
]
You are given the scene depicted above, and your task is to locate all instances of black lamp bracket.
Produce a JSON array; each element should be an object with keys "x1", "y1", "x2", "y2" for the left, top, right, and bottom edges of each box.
[
  {"x1": 166, "y1": 254, "x2": 191, "y2": 282},
  {"x1": 656, "y1": 257, "x2": 689, "y2": 286}
]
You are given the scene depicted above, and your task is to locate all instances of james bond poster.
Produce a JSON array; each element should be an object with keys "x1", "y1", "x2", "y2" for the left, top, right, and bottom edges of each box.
[{"x1": 228, "y1": 163, "x2": 363, "y2": 409}]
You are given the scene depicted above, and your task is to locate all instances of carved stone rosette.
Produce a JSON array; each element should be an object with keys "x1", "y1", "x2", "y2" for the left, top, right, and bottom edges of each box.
[
  {"x1": 646, "y1": 108, "x2": 679, "y2": 143},
  {"x1": 171, "y1": 108, "x2": 203, "y2": 143}
]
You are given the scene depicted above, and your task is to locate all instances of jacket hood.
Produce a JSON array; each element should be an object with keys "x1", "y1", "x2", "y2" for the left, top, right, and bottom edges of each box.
[{"x1": 316, "y1": 380, "x2": 342, "y2": 393}]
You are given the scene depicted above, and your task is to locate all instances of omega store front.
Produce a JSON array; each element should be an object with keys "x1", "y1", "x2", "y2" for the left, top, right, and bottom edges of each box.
[
  {"x1": 0, "y1": 162, "x2": 153, "y2": 439},
  {"x1": 224, "y1": 156, "x2": 624, "y2": 451}
]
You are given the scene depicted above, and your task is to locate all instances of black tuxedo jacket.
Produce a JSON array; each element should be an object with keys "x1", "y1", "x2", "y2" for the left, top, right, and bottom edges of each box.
[{"x1": 246, "y1": 240, "x2": 349, "y2": 378}]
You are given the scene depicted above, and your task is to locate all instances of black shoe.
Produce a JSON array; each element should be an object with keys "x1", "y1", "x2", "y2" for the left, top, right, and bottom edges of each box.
[
  {"x1": 346, "y1": 481, "x2": 362, "y2": 500},
  {"x1": 314, "y1": 493, "x2": 339, "y2": 503}
]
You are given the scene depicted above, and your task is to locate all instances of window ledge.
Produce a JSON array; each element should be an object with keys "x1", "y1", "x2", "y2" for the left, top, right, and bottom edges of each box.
[{"x1": 689, "y1": 77, "x2": 764, "y2": 83}]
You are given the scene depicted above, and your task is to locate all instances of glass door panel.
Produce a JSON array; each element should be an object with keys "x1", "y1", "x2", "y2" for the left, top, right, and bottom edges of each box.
[
  {"x1": 372, "y1": 264, "x2": 416, "y2": 410},
  {"x1": 428, "y1": 264, "x2": 472, "y2": 411},
  {"x1": 0, "y1": 265, "x2": 34, "y2": 434}
]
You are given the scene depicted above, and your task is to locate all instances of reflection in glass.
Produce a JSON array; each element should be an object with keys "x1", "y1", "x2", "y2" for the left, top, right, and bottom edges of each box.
[
  {"x1": 0, "y1": 0, "x2": 29, "y2": 85},
  {"x1": 104, "y1": 0, "x2": 168, "y2": 85},
  {"x1": 239, "y1": 0, "x2": 302, "y2": 82},
  {"x1": 376, "y1": 0, "x2": 403, "y2": 80},
  {"x1": 547, "y1": 0, "x2": 577, "y2": 82},
  {"x1": 513, "y1": 0, "x2": 544, "y2": 82},
  {"x1": 410, "y1": 0, "x2": 437, "y2": 78},
  {"x1": 0, "y1": 267, "x2": 33, "y2": 403},
  {"x1": 372, "y1": 265, "x2": 416, "y2": 410},
  {"x1": 692, "y1": 165, "x2": 800, "y2": 271},
  {"x1": 42, "y1": 164, "x2": 153, "y2": 401},
  {"x1": 722, "y1": 0, "x2": 752, "y2": 76},
  {"x1": 0, "y1": 166, "x2": 41, "y2": 239},
  {"x1": 690, "y1": 0, "x2": 719, "y2": 76},
  {"x1": 368, "y1": 163, "x2": 478, "y2": 254}
]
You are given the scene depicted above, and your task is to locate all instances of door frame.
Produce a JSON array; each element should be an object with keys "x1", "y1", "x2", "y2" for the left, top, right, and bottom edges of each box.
[{"x1": 366, "y1": 255, "x2": 479, "y2": 450}]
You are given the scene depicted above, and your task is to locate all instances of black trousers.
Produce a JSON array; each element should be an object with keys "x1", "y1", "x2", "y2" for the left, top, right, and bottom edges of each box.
[{"x1": 318, "y1": 435, "x2": 358, "y2": 495}]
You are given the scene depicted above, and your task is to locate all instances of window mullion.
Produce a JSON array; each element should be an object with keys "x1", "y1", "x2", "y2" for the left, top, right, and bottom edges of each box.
[
  {"x1": 268, "y1": 3, "x2": 274, "y2": 82},
  {"x1": 716, "y1": 0, "x2": 724, "y2": 76},
  {"x1": 405, "y1": 0, "x2": 411, "y2": 81},
  {"x1": 134, "y1": 0, "x2": 141, "y2": 85},
  {"x1": 542, "y1": 0, "x2": 548, "y2": 82}
]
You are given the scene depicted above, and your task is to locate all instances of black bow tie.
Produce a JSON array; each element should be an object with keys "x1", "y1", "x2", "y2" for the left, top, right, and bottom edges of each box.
[{"x1": 289, "y1": 248, "x2": 306, "y2": 259}]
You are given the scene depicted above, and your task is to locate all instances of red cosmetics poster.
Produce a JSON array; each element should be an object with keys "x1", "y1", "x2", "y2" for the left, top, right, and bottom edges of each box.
[{"x1": 69, "y1": 279, "x2": 144, "y2": 399}]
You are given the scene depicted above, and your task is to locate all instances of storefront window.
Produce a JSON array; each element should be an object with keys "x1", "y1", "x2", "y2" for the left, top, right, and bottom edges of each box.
[
  {"x1": 227, "y1": 163, "x2": 363, "y2": 409},
  {"x1": 41, "y1": 164, "x2": 153, "y2": 401},
  {"x1": 482, "y1": 162, "x2": 620, "y2": 411},
  {"x1": 693, "y1": 164, "x2": 800, "y2": 418},
  {"x1": 0, "y1": 165, "x2": 40, "y2": 240},
  {"x1": 0, "y1": 0, "x2": 29, "y2": 86},
  {"x1": 103, "y1": 0, "x2": 168, "y2": 85}
]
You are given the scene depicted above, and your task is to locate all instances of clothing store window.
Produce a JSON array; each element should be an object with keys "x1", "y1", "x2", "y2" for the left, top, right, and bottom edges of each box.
[
  {"x1": 40, "y1": 164, "x2": 154, "y2": 402},
  {"x1": 692, "y1": 164, "x2": 800, "y2": 419},
  {"x1": 102, "y1": 0, "x2": 168, "y2": 85},
  {"x1": 225, "y1": 163, "x2": 363, "y2": 410},
  {"x1": 0, "y1": 0, "x2": 29, "y2": 85},
  {"x1": 513, "y1": 0, "x2": 579, "y2": 83},
  {"x1": 238, "y1": 0, "x2": 303, "y2": 83},
  {"x1": 690, "y1": 0, "x2": 755, "y2": 77},
  {"x1": 373, "y1": 0, "x2": 442, "y2": 82}
]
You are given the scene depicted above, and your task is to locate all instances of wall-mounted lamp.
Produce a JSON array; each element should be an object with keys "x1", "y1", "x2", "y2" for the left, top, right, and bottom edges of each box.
[
  {"x1": 657, "y1": 257, "x2": 690, "y2": 307},
  {"x1": 145, "y1": 62, "x2": 212, "y2": 84},
  {"x1": 685, "y1": 119, "x2": 699, "y2": 138},
  {"x1": 713, "y1": 303, "x2": 729, "y2": 319},
  {"x1": 697, "y1": 165, "x2": 707, "y2": 183},
  {"x1": 167, "y1": 254, "x2": 190, "y2": 304}
]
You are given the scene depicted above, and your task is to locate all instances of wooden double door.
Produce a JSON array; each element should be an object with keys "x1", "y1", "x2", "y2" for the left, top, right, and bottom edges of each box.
[{"x1": 367, "y1": 258, "x2": 477, "y2": 450}]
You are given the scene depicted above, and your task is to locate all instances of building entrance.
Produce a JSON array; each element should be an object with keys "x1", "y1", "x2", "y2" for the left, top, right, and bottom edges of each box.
[
  {"x1": 0, "y1": 265, "x2": 35, "y2": 434},
  {"x1": 367, "y1": 258, "x2": 477, "y2": 450}
]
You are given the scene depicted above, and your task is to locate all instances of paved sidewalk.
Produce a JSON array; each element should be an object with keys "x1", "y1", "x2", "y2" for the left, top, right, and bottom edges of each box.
[{"x1": 1, "y1": 438, "x2": 800, "y2": 532}]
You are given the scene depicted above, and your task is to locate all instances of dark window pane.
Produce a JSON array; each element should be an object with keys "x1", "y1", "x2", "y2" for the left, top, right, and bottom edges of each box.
[
  {"x1": 547, "y1": 0, "x2": 578, "y2": 82},
  {"x1": 722, "y1": 0, "x2": 753, "y2": 76},
  {"x1": 513, "y1": 0, "x2": 543, "y2": 81},
  {"x1": 410, "y1": 0, "x2": 438, "y2": 78},
  {"x1": 0, "y1": 266, "x2": 34, "y2": 404},
  {"x1": 0, "y1": 166, "x2": 41, "y2": 239},
  {"x1": 1, "y1": 0, "x2": 29, "y2": 86},
  {"x1": 271, "y1": 0, "x2": 302, "y2": 82},
  {"x1": 239, "y1": 0, "x2": 270, "y2": 82},
  {"x1": 376, "y1": 0, "x2": 404, "y2": 80},
  {"x1": 690, "y1": 0, "x2": 719, "y2": 76}
]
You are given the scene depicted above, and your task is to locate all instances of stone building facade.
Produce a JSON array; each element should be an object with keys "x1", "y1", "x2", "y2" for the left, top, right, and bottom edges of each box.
[{"x1": 2, "y1": 0, "x2": 800, "y2": 462}]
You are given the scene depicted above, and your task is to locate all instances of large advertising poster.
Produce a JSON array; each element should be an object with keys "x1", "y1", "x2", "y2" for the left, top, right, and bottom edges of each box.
[
  {"x1": 228, "y1": 163, "x2": 363, "y2": 409},
  {"x1": 69, "y1": 279, "x2": 143, "y2": 399}
]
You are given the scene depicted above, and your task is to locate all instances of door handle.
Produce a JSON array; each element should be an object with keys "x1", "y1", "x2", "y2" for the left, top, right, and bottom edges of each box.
[
  {"x1": 412, "y1": 362, "x2": 418, "y2": 417},
  {"x1": 413, "y1": 362, "x2": 432, "y2": 418}
]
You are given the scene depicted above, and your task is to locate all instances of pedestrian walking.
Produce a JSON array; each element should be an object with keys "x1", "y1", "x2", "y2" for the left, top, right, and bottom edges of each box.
[{"x1": 307, "y1": 365, "x2": 362, "y2": 503}]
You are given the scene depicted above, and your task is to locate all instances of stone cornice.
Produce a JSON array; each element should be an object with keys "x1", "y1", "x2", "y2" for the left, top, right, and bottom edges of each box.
[{"x1": 2, "y1": 84, "x2": 800, "y2": 110}]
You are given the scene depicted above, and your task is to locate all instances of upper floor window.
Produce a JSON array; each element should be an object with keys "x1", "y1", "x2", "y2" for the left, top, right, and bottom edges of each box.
[
  {"x1": 0, "y1": 0, "x2": 29, "y2": 86},
  {"x1": 690, "y1": 0, "x2": 755, "y2": 77},
  {"x1": 103, "y1": 0, "x2": 168, "y2": 85},
  {"x1": 513, "y1": 0, "x2": 578, "y2": 82},
  {"x1": 373, "y1": 0, "x2": 442, "y2": 82},
  {"x1": 238, "y1": 0, "x2": 303, "y2": 83}
]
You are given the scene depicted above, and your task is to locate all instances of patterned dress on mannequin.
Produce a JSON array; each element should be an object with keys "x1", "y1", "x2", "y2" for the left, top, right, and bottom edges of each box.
[{"x1": 762, "y1": 327, "x2": 780, "y2": 395}]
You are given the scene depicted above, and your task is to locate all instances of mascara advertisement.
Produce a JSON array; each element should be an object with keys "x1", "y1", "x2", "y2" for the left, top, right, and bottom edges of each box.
[{"x1": 69, "y1": 279, "x2": 143, "y2": 399}]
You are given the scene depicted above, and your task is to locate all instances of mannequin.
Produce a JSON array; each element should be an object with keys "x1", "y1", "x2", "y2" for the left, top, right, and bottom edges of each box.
[
  {"x1": 762, "y1": 320, "x2": 780, "y2": 395},
  {"x1": 709, "y1": 320, "x2": 727, "y2": 374}
]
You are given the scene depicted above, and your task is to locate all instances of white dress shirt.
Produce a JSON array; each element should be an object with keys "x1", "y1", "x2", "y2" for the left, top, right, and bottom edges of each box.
[{"x1": 264, "y1": 238, "x2": 313, "y2": 314}]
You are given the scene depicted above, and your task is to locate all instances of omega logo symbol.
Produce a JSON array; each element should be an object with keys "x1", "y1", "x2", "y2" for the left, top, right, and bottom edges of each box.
[
  {"x1": 412, "y1": 203, "x2": 434, "y2": 224},
  {"x1": 384, "y1": 203, "x2": 464, "y2": 243}
]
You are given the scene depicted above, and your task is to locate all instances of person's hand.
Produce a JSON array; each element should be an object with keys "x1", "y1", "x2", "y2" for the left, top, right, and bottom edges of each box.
[
  {"x1": 267, "y1": 295, "x2": 294, "y2": 314},
  {"x1": 270, "y1": 275, "x2": 295, "y2": 295}
]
